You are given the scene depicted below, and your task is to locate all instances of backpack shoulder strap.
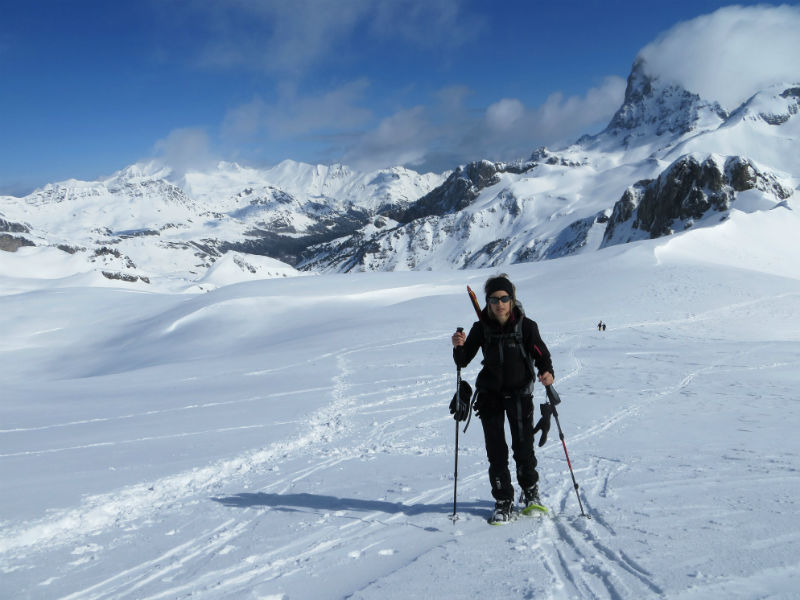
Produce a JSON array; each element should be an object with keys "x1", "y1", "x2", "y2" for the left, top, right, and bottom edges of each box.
[{"x1": 516, "y1": 318, "x2": 536, "y2": 381}]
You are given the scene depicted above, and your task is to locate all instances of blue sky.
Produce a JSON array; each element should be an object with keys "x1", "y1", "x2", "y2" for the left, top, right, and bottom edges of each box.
[{"x1": 1, "y1": 0, "x2": 796, "y2": 195}]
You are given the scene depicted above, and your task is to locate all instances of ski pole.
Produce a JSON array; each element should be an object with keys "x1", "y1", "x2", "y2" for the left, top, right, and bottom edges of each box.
[
  {"x1": 451, "y1": 327, "x2": 464, "y2": 523},
  {"x1": 546, "y1": 385, "x2": 590, "y2": 519}
]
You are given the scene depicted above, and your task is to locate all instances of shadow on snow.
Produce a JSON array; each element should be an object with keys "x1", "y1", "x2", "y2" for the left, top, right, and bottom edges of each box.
[{"x1": 212, "y1": 492, "x2": 491, "y2": 519}]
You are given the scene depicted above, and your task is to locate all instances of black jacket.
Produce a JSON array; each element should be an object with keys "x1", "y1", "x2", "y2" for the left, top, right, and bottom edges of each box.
[{"x1": 453, "y1": 304, "x2": 553, "y2": 394}]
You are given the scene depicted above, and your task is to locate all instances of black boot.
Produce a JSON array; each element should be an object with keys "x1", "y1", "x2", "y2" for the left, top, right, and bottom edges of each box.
[
  {"x1": 522, "y1": 484, "x2": 545, "y2": 512},
  {"x1": 489, "y1": 499, "x2": 514, "y2": 524}
]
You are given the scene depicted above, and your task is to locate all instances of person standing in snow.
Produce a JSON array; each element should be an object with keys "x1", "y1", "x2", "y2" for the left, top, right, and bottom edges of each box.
[{"x1": 451, "y1": 274, "x2": 555, "y2": 523}]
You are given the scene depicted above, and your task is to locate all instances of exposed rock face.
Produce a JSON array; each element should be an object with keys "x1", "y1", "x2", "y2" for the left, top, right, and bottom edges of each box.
[
  {"x1": 757, "y1": 87, "x2": 800, "y2": 125},
  {"x1": 602, "y1": 154, "x2": 793, "y2": 246},
  {"x1": 604, "y1": 58, "x2": 728, "y2": 143},
  {"x1": 0, "y1": 217, "x2": 35, "y2": 251},
  {"x1": 389, "y1": 160, "x2": 504, "y2": 223},
  {"x1": 0, "y1": 234, "x2": 35, "y2": 252},
  {"x1": 544, "y1": 212, "x2": 610, "y2": 259},
  {"x1": 1, "y1": 217, "x2": 31, "y2": 234},
  {"x1": 102, "y1": 271, "x2": 151, "y2": 284},
  {"x1": 529, "y1": 147, "x2": 585, "y2": 167}
]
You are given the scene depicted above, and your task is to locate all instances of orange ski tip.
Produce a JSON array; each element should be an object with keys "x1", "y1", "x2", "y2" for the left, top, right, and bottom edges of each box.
[{"x1": 466, "y1": 285, "x2": 483, "y2": 321}]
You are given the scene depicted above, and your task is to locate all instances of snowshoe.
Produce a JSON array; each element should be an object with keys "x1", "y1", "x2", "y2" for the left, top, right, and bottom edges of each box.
[{"x1": 521, "y1": 484, "x2": 548, "y2": 515}]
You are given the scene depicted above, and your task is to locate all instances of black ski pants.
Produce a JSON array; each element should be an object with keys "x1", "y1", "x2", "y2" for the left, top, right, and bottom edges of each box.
[{"x1": 479, "y1": 391, "x2": 538, "y2": 501}]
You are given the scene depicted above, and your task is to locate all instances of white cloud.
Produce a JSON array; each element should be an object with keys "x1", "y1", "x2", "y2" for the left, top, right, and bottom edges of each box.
[
  {"x1": 238, "y1": 0, "x2": 367, "y2": 75},
  {"x1": 338, "y1": 76, "x2": 626, "y2": 172},
  {"x1": 264, "y1": 80, "x2": 373, "y2": 136},
  {"x1": 160, "y1": 0, "x2": 367, "y2": 75},
  {"x1": 435, "y1": 85, "x2": 473, "y2": 113},
  {"x1": 172, "y1": 0, "x2": 476, "y2": 76},
  {"x1": 221, "y1": 99, "x2": 265, "y2": 139},
  {"x1": 344, "y1": 107, "x2": 432, "y2": 170},
  {"x1": 216, "y1": 74, "x2": 625, "y2": 173},
  {"x1": 369, "y1": 0, "x2": 480, "y2": 48},
  {"x1": 154, "y1": 128, "x2": 217, "y2": 176},
  {"x1": 486, "y1": 99, "x2": 525, "y2": 131},
  {"x1": 637, "y1": 5, "x2": 800, "y2": 111},
  {"x1": 481, "y1": 76, "x2": 626, "y2": 158},
  {"x1": 221, "y1": 79, "x2": 374, "y2": 143},
  {"x1": 531, "y1": 76, "x2": 627, "y2": 142}
]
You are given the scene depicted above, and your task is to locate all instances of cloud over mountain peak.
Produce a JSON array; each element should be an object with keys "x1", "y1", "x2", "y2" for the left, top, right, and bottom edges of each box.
[{"x1": 637, "y1": 4, "x2": 800, "y2": 112}]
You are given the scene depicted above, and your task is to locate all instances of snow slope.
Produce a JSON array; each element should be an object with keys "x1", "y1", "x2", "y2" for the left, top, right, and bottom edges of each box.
[
  {"x1": 0, "y1": 159, "x2": 445, "y2": 288},
  {"x1": 2, "y1": 204, "x2": 800, "y2": 599}
]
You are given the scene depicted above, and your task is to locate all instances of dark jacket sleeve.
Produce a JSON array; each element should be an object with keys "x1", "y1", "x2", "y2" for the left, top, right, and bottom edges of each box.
[
  {"x1": 453, "y1": 321, "x2": 482, "y2": 369},
  {"x1": 525, "y1": 319, "x2": 554, "y2": 377}
]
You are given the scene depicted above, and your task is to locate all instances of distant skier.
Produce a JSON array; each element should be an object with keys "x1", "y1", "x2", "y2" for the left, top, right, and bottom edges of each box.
[
  {"x1": 598, "y1": 321, "x2": 603, "y2": 331},
  {"x1": 451, "y1": 274, "x2": 555, "y2": 524},
  {"x1": 602, "y1": 322, "x2": 606, "y2": 331}
]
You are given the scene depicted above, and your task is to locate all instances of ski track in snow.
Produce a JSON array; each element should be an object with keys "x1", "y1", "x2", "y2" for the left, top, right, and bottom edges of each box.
[
  {"x1": 3, "y1": 292, "x2": 799, "y2": 599},
  {"x1": 10, "y1": 344, "x2": 635, "y2": 598},
  {"x1": 0, "y1": 388, "x2": 329, "y2": 435},
  {"x1": 1, "y1": 336, "x2": 464, "y2": 598}
]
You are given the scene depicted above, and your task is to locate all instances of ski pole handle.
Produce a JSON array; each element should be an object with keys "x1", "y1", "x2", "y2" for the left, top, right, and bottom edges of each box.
[
  {"x1": 454, "y1": 326, "x2": 465, "y2": 353},
  {"x1": 546, "y1": 385, "x2": 561, "y2": 406}
]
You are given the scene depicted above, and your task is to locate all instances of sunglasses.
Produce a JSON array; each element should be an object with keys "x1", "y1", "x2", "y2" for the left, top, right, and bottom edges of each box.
[{"x1": 487, "y1": 295, "x2": 512, "y2": 305}]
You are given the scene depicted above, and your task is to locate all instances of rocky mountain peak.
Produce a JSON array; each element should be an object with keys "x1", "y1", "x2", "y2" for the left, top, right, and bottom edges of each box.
[
  {"x1": 106, "y1": 161, "x2": 173, "y2": 185},
  {"x1": 388, "y1": 160, "x2": 503, "y2": 223},
  {"x1": 603, "y1": 58, "x2": 728, "y2": 143},
  {"x1": 601, "y1": 153, "x2": 793, "y2": 247}
]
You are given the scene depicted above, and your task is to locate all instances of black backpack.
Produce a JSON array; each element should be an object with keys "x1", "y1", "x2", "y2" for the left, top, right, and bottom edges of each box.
[{"x1": 480, "y1": 303, "x2": 536, "y2": 393}]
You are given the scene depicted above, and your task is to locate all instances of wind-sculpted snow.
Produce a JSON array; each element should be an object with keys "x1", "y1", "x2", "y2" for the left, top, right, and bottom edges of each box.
[{"x1": 2, "y1": 211, "x2": 800, "y2": 598}]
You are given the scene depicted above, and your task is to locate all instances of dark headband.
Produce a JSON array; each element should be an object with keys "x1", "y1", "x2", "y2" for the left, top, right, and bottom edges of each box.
[{"x1": 485, "y1": 277, "x2": 514, "y2": 299}]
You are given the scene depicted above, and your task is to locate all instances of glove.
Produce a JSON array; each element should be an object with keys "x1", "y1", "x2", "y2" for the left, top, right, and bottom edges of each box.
[
  {"x1": 532, "y1": 403, "x2": 552, "y2": 447},
  {"x1": 472, "y1": 391, "x2": 485, "y2": 419},
  {"x1": 449, "y1": 380, "x2": 472, "y2": 421}
]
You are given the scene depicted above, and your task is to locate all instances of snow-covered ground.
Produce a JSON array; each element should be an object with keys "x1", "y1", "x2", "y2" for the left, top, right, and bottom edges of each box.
[{"x1": 2, "y1": 203, "x2": 800, "y2": 599}]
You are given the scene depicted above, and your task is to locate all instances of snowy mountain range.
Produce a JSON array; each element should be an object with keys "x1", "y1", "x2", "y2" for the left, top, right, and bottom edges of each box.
[{"x1": 1, "y1": 58, "x2": 798, "y2": 290}]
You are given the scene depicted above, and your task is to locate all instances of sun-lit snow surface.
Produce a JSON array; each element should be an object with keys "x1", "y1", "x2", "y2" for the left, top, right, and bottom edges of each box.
[
  {"x1": 0, "y1": 159, "x2": 444, "y2": 288},
  {"x1": 2, "y1": 201, "x2": 800, "y2": 599}
]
